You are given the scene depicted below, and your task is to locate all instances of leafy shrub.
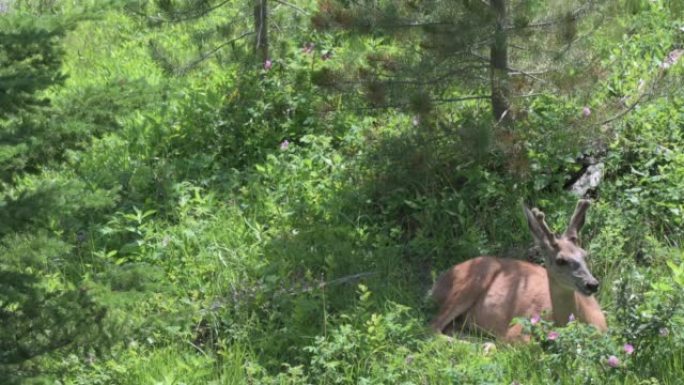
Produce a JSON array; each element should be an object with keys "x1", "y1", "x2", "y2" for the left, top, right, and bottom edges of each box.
[
  {"x1": 612, "y1": 255, "x2": 684, "y2": 377},
  {"x1": 303, "y1": 285, "x2": 504, "y2": 385}
]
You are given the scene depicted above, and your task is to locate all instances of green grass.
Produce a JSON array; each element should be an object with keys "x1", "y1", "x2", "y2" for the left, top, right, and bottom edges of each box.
[{"x1": 1, "y1": 1, "x2": 683, "y2": 384}]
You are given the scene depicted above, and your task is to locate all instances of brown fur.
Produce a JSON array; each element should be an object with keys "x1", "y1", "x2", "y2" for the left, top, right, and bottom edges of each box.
[{"x1": 430, "y1": 200, "x2": 607, "y2": 341}]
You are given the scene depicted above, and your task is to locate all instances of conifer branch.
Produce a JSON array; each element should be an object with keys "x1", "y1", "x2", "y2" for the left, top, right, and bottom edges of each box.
[
  {"x1": 129, "y1": 0, "x2": 232, "y2": 23},
  {"x1": 176, "y1": 31, "x2": 254, "y2": 75},
  {"x1": 272, "y1": 0, "x2": 309, "y2": 15}
]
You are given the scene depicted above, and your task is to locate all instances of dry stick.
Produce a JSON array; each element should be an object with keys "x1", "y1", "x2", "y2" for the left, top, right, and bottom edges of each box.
[
  {"x1": 599, "y1": 65, "x2": 667, "y2": 127},
  {"x1": 318, "y1": 271, "x2": 378, "y2": 289}
]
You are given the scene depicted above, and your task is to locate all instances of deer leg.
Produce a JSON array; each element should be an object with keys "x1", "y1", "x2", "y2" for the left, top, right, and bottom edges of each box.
[
  {"x1": 503, "y1": 323, "x2": 529, "y2": 342},
  {"x1": 430, "y1": 294, "x2": 477, "y2": 334}
]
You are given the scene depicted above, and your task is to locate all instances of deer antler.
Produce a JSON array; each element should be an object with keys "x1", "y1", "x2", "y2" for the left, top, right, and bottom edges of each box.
[
  {"x1": 532, "y1": 208, "x2": 557, "y2": 245},
  {"x1": 565, "y1": 199, "x2": 591, "y2": 240}
]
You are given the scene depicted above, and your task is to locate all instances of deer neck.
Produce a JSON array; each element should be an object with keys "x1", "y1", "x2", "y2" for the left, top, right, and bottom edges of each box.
[{"x1": 547, "y1": 273, "x2": 577, "y2": 326}]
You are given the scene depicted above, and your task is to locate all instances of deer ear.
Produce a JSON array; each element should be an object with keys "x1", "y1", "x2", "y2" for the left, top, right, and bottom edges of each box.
[
  {"x1": 523, "y1": 204, "x2": 557, "y2": 249},
  {"x1": 564, "y1": 199, "x2": 591, "y2": 241}
]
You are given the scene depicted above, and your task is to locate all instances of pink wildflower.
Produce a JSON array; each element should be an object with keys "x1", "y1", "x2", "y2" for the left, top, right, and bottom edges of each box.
[
  {"x1": 607, "y1": 355, "x2": 620, "y2": 368},
  {"x1": 547, "y1": 331, "x2": 559, "y2": 341},
  {"x1": 661, "y1": 49, "x2": 683, "y2": 69},
  {"x1": 530, "y1": 314, "x2": 541, "y2": 325},
  {"x1": 623, "y1": 343, "x2": 634, "y2": 355},
  {"x1": 568, "y1": 313, "x2": 575, "y2": 322},
  {"x1": 582, "y1": 106, "x2": 591, "y2": 117},
  {"x1": 263, "y1": 59, "x2": 273, "y2": 71},
  {"x1": 279, "y1": 140, "x2": 289, "y2": 150}
]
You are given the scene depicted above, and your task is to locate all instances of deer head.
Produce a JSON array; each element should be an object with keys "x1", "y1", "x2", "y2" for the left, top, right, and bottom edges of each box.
[{"x1": 523, "y1": 199, "x2": 599, "y2": 296}]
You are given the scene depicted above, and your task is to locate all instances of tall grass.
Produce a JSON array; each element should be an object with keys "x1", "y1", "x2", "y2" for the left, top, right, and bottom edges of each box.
[{"x1": 2, "y1": 1, "x2": 682, "y2": 384}]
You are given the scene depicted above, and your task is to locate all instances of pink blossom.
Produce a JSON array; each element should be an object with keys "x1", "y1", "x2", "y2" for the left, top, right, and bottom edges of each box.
[
  {"x1": 547, "y1": 331, "x2": 559, "y2": 341},
  {"x1": 263, "y1": 59, "x2": 273, "y2": 70},
  {"x1": 279, "y1": 140, "x2": 289, "y2": 150},
  {"x1": 623, "y1": 343, "x2": 634, "y2": 355},
  {"x1": 568, "y1": 313, "x2": 575, "y2": 322},
  {"x1": 530, "y1": 314, "x2": 541, "y2": 325},
  {"x1": 607, "y1": 355, "x2": 620, "y2": 368},
  {"x1": 661, "y1": 49, "x2": 683, "y2": 69},
  {"x1": 582, "y1": 106, "x2": 591, "y2": 117}
]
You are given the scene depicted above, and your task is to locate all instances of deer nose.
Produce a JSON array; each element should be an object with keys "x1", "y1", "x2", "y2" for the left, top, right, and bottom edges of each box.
[{"x1": 585, "y1": 281, "x2": 599, "y2": 294}]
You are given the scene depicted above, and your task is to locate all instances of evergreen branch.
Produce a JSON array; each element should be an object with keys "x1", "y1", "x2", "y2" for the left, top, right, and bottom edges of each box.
[
  {"x1": 379, "y1": 21, "x2": 458, "y2": 30},
  {"x1": 338, "y1": 94, "x2": 490, "y2": 111},
  {"x1": 377, "y1": 65, "x2": 490, "y2": 85},
  {"x1": 505, "y1": 0, "x2": 599, "y2": 31},
  {"x1": 272, "y1": 0, "x2": 309, "y2": 15},
  {"x1": 468, "y1": 50, "x2": 490, "y2": 63},
  {"x1": 508, "y1": 43, "x2": 560, "y2": 55},
  {"x1": 433, "y1": 95, "x2": 491, "y2": 103},
  {"x1": 176, "y1": 31, "x2": 254, "y2": 75},
  {"x1": 169, "y1": 0, "x2": 232, "y2": 22},
  {"x1": 131, "y1": 0, "x2": 232, "y2": 23},
  {"x1": 507, "y1": 66, "x2": 547, "y2": 83},
  {"x1": 470, "y1": 44, "x2": 548, "y2": 83},
  {"x1": 511, "y1": 92, "x2": 545, "y2": 99}
]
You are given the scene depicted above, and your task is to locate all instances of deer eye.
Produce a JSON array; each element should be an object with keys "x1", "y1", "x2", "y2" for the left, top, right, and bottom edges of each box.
[{"x1": 556, "y1": 258, "x2": 569, "y2": 266}]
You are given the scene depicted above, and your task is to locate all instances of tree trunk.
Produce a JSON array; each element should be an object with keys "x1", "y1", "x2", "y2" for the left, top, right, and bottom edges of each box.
[
  {"x1": 490, "y1": 0, "x2": 511, "y2": 127},
  {"x1": 254, "y1": 0, "x2": 268, "y2": 63}
]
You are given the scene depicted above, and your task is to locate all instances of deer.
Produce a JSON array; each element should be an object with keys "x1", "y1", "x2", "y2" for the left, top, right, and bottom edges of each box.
[{"x1": 430, "y1": 199, "x2": 607, "y2": 341}]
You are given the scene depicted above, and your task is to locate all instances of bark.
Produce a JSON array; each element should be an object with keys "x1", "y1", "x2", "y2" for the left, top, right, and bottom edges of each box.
[
  {"x1": 254, "y1": 0, "x2": 268, "y2": 62},
  {"x1": 490, "y1": 0, "x2": 512, "y2": 126}
]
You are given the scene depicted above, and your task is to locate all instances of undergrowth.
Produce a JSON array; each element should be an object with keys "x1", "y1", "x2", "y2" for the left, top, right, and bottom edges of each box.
[{"x1": 0, "y1": 1, "x2": 683, "y2": 384}]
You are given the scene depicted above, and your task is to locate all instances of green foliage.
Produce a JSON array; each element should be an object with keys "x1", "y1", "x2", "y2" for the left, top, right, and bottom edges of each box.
[
  {"x1": 595, "y1": 3, "x2": 684, "y2": 241},
  {"x1": 613, "y1": 255, "x2": 684, "y2": 374},
  {"x1": 304, "y1": 285, "x2": 421, "y2": 384},
  {"x1": 505, "y1": 253, "x2": 684, "y2": 384},
  {"x1": 312, "y1": 0, "x2": 620, "y2": 124},
  {"x1": 0, "y1": 13, "x2": 67, "y2": 181},
  {"x1": 513, "y1": 317, "x2": 628, "y2": 384},
  {"x1": 1, "y1": 1, "x2": 683, "y2": 384},
  {"x1": 0, "y1": 232, "x2": 105, "y2": 384},
  {"x1": 302, "y1": 285, "x2": 504, "y2": 385},
  {"x1": 0, "y1": 14, "x2": 66, "y2": 118}
]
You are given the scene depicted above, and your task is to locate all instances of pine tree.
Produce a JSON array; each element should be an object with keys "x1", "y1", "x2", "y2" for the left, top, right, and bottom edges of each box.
[
  {"x1": 0, "y1": 11, "x2": 105, "y2": 383},
  {"x1": 132, "y1": 0, "x2": 300, "y2": 73},
  {"x1": 311, "y1": 0, "x2": 615, "y2": 128},
  {"x1": 0, "y1": 14, "x2": 66, "y2": 181}
]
